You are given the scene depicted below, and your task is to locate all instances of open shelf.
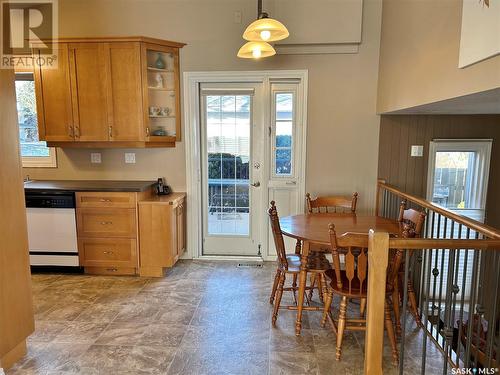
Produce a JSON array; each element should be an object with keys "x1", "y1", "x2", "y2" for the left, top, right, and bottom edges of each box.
[
  {"x1": 147, "y1": 87, "x2": 175, "y2": 91},
  {"x1": 149, "y1": 115, "x2": 176, "y2": 119},
  {"x1": 147, "y1": 67, "x2": 173, "y2": 72}
]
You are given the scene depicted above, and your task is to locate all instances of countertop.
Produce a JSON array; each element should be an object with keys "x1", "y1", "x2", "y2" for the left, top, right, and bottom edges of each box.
[
  {"x1": 138, "y1": 192, "x2": 186, "y2": 205},
  {"x1": 24, "y1": 180, "x2": 156, "y2": 193}
]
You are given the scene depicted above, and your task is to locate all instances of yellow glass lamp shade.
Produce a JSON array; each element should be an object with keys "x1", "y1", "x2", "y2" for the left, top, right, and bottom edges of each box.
[
  {"x1": 243, "y1": 17, "x2": 289, "y2": 42},
  {"x1": 237, "y1": 41, "x2": 276, "y2": 59}
]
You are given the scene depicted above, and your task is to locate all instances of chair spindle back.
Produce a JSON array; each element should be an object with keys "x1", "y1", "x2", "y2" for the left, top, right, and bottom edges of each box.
[
  {"x1": 306, "y1": 193, "x2": 358, "y2": 214},
  {"x1": 268, "y1": 201, "x2": 288, "y2": 269},
  {"x1": 398, "y1": 200, "x2": 426, "y2": 237}
]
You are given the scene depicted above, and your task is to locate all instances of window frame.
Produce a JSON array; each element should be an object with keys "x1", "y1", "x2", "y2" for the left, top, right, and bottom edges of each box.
[
  {"x1": 15, "y1": 71, "x2": 57, "y2": 168},
  {"x1": 271, "y1": 85, "x2": 297, "y2": 179}
]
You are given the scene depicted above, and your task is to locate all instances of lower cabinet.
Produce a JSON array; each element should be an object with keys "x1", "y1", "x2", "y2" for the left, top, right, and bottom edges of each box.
[
  {"x1": 138, "y1": 193, "x2": 186, "y2": 277},
  {"x1": 76, "y1": 191, "x2": 143, "y2": 275},
  {"x1": 75, "y1": 191, "x2": 185, "y2": 276}
]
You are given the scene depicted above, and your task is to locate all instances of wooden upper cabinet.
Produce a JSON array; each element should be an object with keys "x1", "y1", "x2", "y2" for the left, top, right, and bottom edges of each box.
[
  {"x1": 69, "y1": 43, "x2": 110, "y2": 141},
  {"x1": 33, "y1": 36, "x2": 185, "y2": 148},
  {"x1": 106, "y1": 42, "x2": 144, "y2": 141},
  {"x1": 34, "y1": 43, "x2": 74, "y2": 141}
]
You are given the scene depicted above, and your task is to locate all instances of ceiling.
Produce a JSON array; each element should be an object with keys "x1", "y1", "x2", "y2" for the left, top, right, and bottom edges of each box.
[{"x1": 385, "y1": 87, "x2": 500, "y2": 115}]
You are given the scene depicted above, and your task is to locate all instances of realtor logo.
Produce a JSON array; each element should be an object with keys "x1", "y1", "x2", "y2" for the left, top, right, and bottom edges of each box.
[{"x1": 1, "y1": 0, "x2": 58, "y2": 69}]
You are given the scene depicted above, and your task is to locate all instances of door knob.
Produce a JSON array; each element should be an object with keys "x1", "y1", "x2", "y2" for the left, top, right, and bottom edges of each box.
[{"x1": 251, "y1": 182, "x2": 260, "y2": 187}]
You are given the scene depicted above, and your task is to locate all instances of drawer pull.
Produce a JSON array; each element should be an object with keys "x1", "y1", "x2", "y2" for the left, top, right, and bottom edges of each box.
[
  {"x1": 106, "y1": 268, "x2": 118, "y2": 272},
  {"x1": 99, "y1": 198, "x2": 112, "y2": 202},
  {"x1": 100, "y1": 221, "x2": 113, "y2": 225},
  {"x1": 103, "y1": 251, "x2": 114, "y2": 255}
]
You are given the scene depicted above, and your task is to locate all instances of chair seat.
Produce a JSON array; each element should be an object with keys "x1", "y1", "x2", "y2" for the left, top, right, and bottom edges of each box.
[{"x1": 285, "y1": 253, "x2": 331, "y2": 273}]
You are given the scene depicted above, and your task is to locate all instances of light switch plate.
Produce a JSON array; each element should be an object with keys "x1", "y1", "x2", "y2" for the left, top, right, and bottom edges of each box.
[
  {"x1": 90, "y1": 152, "x2": 101, "y2": 164},
  {"x1": 124, "y1": 153, "x2": 136, "y2": 164},
  {"x1": 411, "y1": 145, "x2": 424, "y2": 157}
]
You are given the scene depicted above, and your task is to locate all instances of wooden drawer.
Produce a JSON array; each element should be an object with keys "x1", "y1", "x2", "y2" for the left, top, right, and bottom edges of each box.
[
  {"x1": 84, "y1": 266, "x2": 137, "y2": 276},
  {"x1": 77, "y1": 208, "x2": 136, "y2": 238},
  {"x1": 76, "y1": 192, "x2": 136, "y2": 208},
  {"x1": 79, "y1": 238, "x2": 137, "y2": 268}
]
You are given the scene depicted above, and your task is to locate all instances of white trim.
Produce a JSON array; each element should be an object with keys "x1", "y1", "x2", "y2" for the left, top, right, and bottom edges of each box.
[
  {"x1": 184, "y1": 70, "x2": 308, "y2": 260},
  {"x1": 22, "y1": 147, "x2": 57, "y2": 168},
  {"x1": 195, "y1": 255, "x2": 264, "y2": 262}
]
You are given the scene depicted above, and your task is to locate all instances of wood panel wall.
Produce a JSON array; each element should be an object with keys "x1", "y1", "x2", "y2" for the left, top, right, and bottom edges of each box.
[
  {"x1": 0, "y1": 70, "x2": 35, "y2": 369},
  {"x1": 378, "y1": 115, "x2": 500, "y2": 228}
]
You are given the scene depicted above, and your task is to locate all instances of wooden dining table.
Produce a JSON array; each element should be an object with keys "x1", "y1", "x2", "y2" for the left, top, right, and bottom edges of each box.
[{"x1": 279, "y1": 213, "x2": 402, "y2": 336}]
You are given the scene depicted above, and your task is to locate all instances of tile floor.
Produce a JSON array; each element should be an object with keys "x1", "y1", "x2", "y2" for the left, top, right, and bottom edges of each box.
[{"x1": 6, "y1": 261, "x2": 445, "y2": 374}]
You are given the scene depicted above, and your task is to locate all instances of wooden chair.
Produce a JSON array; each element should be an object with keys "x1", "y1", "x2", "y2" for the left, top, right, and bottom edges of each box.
[
  {"x1": 393, "y1": 200, "x2": 427, "y2": 333},
  {"x1": 306, "y1": 192, "x2": 358, "y2": 214},
  {"x1": 305, "y1": 192, "x2": 358, "y2": 301},
  {"x1": 321, "y1": 224, "x2": 403, "y2": 365},
  {"x1": 268, "y1": 201, "x2": 331, "y2": 325}
]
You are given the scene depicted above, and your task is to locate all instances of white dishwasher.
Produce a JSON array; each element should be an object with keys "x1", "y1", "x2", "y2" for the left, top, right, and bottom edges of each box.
[{"x1": 25, "y1": 191, "x2": 79, "y2": 268}]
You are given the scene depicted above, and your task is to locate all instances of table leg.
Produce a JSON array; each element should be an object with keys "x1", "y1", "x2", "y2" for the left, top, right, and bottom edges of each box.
[{"x1": 295, "y1": 240, "x2": 309, "y2": 336}]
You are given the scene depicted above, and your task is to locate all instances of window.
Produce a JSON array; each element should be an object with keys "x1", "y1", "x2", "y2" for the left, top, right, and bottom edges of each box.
[
  {"x1": 15, "y1": 72, "x2": 57, "y2": 168},
  {"x1": 272, "y1": 91, "x2": 294, "y2": 177},
  {"x1": 427, "y1": 139, "x2": 492, "y2": 223}
]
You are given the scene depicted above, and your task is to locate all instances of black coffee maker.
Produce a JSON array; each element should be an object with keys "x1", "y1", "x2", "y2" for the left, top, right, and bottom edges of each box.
[{"x1": 156, "y1": 177, "x2": 171, "y2": 195}]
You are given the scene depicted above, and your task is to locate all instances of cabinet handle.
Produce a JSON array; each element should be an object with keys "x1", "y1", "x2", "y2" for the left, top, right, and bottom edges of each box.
[
  {"x1": 106, "y1": 268, "x2": 118, "y2": 272},
  {"x1": 99, "y1": 198, "x2": 112, "y2": 202},
  {"x1": 108, "y1": 125, "x2": 113, "y2": 138},
  {"x1": 74, "y1": 126, "x2": 80, "y2": 138},
  {"x1": 100, "y1": 221, "x2": 113, "y2": 225},
  {"x1": 146, "y1": 127, "x2": 150, "y2": 137},
  {"x1": 103, "y1": 250, "x2": 114, "y2": 255}
]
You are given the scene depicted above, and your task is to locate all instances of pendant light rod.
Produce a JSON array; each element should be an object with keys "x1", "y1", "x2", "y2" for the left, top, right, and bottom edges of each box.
[{"x1": 257, "y1": 0, "x2": 268, "y2": 19}]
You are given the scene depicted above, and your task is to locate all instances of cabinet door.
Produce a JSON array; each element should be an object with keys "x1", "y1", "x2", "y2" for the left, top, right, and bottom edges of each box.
[
  {"x1": 176, "y1": 200, "x2": 186, "y2": 257},
  {"x1": 69, "y1": 43, "x2": 109, "y2": 141},
  {"x1": 106, "y1": 42, "x2": 144, "y2": 141},
  {"x1": 33, "y1": 43, "x2": 74, "y2": 141}
]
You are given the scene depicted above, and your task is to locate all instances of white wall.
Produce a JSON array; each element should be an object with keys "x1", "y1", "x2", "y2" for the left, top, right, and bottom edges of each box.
[{"x1": 24, "y1": 0, "x2": 383, "y2": 213}]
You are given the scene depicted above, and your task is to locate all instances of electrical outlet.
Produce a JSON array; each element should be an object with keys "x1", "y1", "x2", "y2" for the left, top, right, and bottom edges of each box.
[
  {"x1": 234, "y1": 11, "x2": 242, "y2": 24},
  {"x1": 90, "y1": 152, "x2": 101, "y2": 164},
  {"x1": 411, "y1": 145, "x2": 424, "y2": 157},
  {"x1": 124, "y1": 153, "x2": 136, "y2": 164}
]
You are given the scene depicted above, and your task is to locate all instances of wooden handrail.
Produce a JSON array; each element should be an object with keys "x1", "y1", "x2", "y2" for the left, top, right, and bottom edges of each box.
[
  {"x1": 378, "y1": 180, "x2": 500, "y2": 239},
  {"x1": 389, "y1": 238, "x2": 500, "y2": 250}
]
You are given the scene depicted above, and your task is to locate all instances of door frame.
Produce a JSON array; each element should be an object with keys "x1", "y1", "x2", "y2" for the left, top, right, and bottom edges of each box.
[{"x1": 184, "y1": 70, "x2": 308, "y2": 260}]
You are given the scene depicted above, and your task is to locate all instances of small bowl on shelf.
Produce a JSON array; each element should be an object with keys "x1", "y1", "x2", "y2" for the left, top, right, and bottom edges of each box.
[{"x1": 152, "y1": 127, "x2": 168, "y2": 136}]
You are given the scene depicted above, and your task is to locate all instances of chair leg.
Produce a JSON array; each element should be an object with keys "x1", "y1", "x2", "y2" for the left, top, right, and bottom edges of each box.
[
  {"x1": 385, "y1": 298, "x2": 399, "y2": 365},
  {"x1": 336, "y1": 296, "x2": 348, "y2": 361},
  {"x1": 317, "y1": 273, "x2": 324, "y2": 303},
  {"x1": 392, "y1": 280, "x2": 402, "y2": 336},
  {"x1": 321, "y1": 288, "x2": 333, "y2": 327},
  {"x1": 272, "y1": 271, "x2": 286, "y2": 326},
  {"x1": 270, "y1": 268, "x2": 281, "y2": 305},
  {"x1": 320, "y1": 273, "x2": 328, "y2": 303},
  {"x1": 408, "y1": 280, "x2": 421, "y2": 325},
  {"x1": 308, "y1": 273, "x2": 316, "y2": 301},
  {"x1": 359, "y1": 298, "x2": 366, "y2": 318}
]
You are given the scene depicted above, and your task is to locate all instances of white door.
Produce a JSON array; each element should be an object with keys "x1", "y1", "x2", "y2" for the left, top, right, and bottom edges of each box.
[{"x1": 200, "y1": 83, "x2": 264, "y2": 256}]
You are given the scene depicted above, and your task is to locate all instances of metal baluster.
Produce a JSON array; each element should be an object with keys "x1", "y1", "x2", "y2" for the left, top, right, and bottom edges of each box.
[
  {"x1": 442, "y1": 232, "x2": 456, "y2": 375},
  {"x1": 456, "y1": 227, "x2": 470, "y2": 367},
  {"x1": 430, "y1": 214, "x2": 442, "y2": 337},
  {"x1": 486, "y1": 250, "x2": 499, "y2": 369},
  {"x1": 399, "y1": 249, "x2": 410, "y2": 375},
  {"x1": 437, "y1": 217, "x2": 448, "y2": 335},
  {"x1": 449, "y1": 222, "x2": 461, "y2": 366},
  {"x1": 474, "y1": 232, "x2": 483, "y2": 369},
  {"x1": 464, "y1": 244, "x2": 480, "y2": 368},
  {"x1": 420, "y1": 210, "x2": 437, "y2": 374}
]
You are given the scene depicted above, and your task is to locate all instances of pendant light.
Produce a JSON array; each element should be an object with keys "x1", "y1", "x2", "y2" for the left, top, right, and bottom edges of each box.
[
  {"x1": 237, "y1": 0, "x2": 288, "y2": 59},
  {"x1": 237, "y1": 41, "x2": 276, "y2": 59}
]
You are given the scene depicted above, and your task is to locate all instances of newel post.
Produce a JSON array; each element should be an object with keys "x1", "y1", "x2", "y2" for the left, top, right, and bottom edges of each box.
[{"x1": 364, "y1": 230, "x2": 389, "y2": 375}]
